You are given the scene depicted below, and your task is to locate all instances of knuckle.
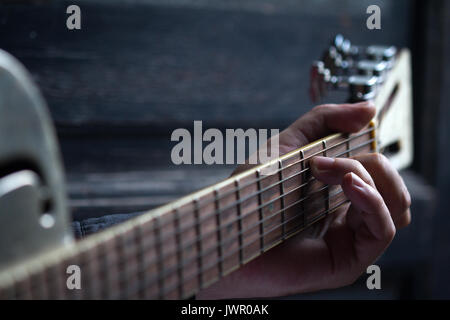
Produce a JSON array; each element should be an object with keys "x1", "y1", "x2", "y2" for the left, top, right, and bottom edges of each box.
[
  {"x1": 372, "y1": 188, "x2": 387, "y2": 211},
  {"x1": 400, "y1": 188, "x2": 412, "y2": 211},
  {"x1": 312, "y1": 104, "x2": 331, "y2": 114},
  {"x1": 371, "y1": 153, "x2": 389, "y2": 168},
  {"x1": 385, "y1": 224, "x2": 396, "y2": 242},
  {"x1": 342, "y1": 158, "x2": 372, "y2": 182},
  {"x1": 337, "y1": 157, "x2": 363, "y2": 172}
]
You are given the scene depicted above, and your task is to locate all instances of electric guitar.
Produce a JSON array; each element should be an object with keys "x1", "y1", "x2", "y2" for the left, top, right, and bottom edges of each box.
[{"x1": 0, "y1": 35, "x2": 413, "y2": 299}]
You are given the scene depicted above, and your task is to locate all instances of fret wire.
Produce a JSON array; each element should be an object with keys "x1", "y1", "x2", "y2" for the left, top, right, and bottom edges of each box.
[
  {"x1": 135, "y1": 138, "x2": 374, "y2": 253},
  {"x1": 130, "y1": 188, "x2": 346, "y2": 288},
  {"x1": 147, "y1": 130, "x2": 375, "y2": 236},
  {"x1": 235, "y1": 179, "x2": 244, "y2": 266},
  {"x1": 278, "y1": 160, "x2": 286, "y2": 240},
  {"x1": 300, "y1": 150, "x2": 306, "y2": 229},
  {"x1": 98, "y1": 240, "x2": 110, "y2": 299},
  {"x1": 109, "y1": 239, "x2": 136, "y2": 299},
  {"x1": 193, "y1": 198, "x2": 203, "y2": 290},
  {"x1": 156, "y1": 197, "x2": 350, "y2": 298},
  {"x1": 174, "y1": 208, "x2": 183, "y2": 298},
  {"x1": 153, "y1": 217, "x2": 164, "y2": 299},
  {"x1": 94, "y1": 139, "x2": 374, "y2": 273},
  {"x1": 80, "y1": 249, "x2": 94, "y2": 299},
  {"x1": 256, "y1": 169, "x2": 264, "y2": 254},
  {"x1": 117, "y1": 234, "x2": 129, "y2": 299},
  {"x1": 346, "y1": 133, "x2": 351, "y2": 158},
  {"x1": 322, "y1": 140, "x2": 330, "y2": 216},
  {"x1": 135, "y1": 224, "x2": 146, "y2": 299},
  {"x1": 214, "y1": 189, "x2": 223, "y2": 276}
]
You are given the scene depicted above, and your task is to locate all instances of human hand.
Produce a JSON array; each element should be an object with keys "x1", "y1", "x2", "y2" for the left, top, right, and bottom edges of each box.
[{"x1": 197, "y1": 101, "x2": 411, "y2": 299}]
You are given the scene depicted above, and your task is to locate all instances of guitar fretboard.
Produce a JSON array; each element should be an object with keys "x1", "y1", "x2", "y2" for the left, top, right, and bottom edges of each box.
[{"x1": 0, "y1": 124, "x2": 375, "y2": 299}]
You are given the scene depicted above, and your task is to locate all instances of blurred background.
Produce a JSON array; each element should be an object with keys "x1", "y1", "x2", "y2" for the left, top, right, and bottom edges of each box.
[{"x1": 1, "y1": 0, "x2": 449, "y2": 299}]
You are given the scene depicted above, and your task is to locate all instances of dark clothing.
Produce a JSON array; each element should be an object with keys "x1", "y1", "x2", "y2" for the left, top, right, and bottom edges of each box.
[{"x1": 71, "y1": 212, "x2": 144, "y2": 238}]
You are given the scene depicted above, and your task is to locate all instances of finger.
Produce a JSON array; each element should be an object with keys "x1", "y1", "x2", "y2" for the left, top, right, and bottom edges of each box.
[
  {"x1": 351, "y1": 153, "x2": 411, "y2": 229},
  {"x1": 279, "y1": 101, "x2": 376, "y2": 150},
  {"x1": 342, "y1": 172, "x2": 396, "y2": 264},
  {"x1": 310, "y1": 156, "x2": 376, "y2": 188},
  {"x1": 310, "y1": 154, "x2": 411, "y2": 229},
  {"x1": 310, "y1": 156, "x2": 395, "y2": 242}
]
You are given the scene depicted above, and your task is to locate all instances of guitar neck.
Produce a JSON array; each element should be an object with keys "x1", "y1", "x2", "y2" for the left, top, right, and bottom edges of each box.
[{"x1": 0, "y1": 124, "x2": 376, "y2": 299}]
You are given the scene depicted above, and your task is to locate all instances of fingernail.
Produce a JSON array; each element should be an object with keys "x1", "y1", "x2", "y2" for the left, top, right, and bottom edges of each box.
[
  {"x1": 353, "y1": 100, "x2": 375, "y2": 108},
  {"x1": 349, "y1": 172, "x2": 366, "y2": 191},
  {"x1": 311, "y1": 156, "x2": 334, "y2": 172},
  {"x1": 366, "y1": 100, "x2": 376, "y2": 109}
]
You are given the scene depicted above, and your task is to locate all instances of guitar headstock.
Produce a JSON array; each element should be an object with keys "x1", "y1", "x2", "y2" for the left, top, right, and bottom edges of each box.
[{"x1": 310, "y1": 34, "x2": 413, "y2": 170}]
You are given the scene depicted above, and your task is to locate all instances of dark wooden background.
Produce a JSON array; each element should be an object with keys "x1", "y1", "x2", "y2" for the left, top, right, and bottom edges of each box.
[{"x1": 2, "y1": 0, "x2": 449, "y2": 298}]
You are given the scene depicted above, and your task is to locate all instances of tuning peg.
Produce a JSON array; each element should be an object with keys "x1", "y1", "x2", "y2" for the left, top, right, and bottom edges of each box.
[
  {"x1": 333, "y1": 34, "x2": 345, "y2": 49},
  {"x1": 310, "y1": 36, "x2": 396, "y2": 103},
  {"x1": 322, "y1": 47, "x2": 348, "y2": 76},
  {"x1": 310, "y1": 60, "x2": 351, "y2": 102},
  {"x1": 333, "y1": 34, "x2": 356, "y2": 59},
  {"x1": 366, "y1": 45, "x2": 397, "y2": 67},
  {"x1": 333, "y1": 34, "x2": 350, "y2": 53},
  {"x1": 348, "y1": 75, "x2": 378, "y2": 102},
  {"x1": 357, "y1": 60, "x2": 388, "y2": 82}
]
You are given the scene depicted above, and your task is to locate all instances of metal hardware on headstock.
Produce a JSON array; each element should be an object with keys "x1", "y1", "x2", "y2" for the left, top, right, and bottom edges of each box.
[
  {"x1": 309, "y1": 34, "x2": 397, "y2": 103},
  {"x1": 310, "y1": 34, "x2": 414, "y2": 172}
]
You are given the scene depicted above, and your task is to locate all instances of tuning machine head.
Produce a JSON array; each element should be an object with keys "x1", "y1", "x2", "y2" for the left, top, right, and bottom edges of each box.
[
  {"x1": 348, "y1": 75, "x2": 378, "y2": 102},
  {"x1": 367, "y1": 45, "x2": 397, "y2": 64},
  {"x1": 357, "y1": 60, "x2": 388, "y2": 82},
  {"x1": 310, "y1": 35, "x2": 398, "y2": 103},
  {"x1": 333, "y1": 34, "x2": 358, "y2": 59}
]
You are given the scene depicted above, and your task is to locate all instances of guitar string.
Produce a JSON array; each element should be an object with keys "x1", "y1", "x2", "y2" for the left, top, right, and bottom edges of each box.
[
  {"x1": 116, "y1": 195, "x2": 349, "y2": 296},
  {"x1": 125, "y1": 195, "x2": 350, "y2": 299},
  {"x1": 55, "y1": 188, "x2": 346, "y2": 300},
  {"x1": 145, "y1": 127, "x2": 374, "y2": 235},
  {"x1": 70, "y1": 135, "x2": 371, "y2": 288},
  {"x1": 121, "y1": 187, "x2": 346, "y2": 291},
  {"x1": 3, "y1": 172, "x2": 340, "y2": 299},
  {"x1": 129, "y1": 137, "x2": 374, "y2": 256},
  {"x1": 5, "y1": 133, "x2": 373, "y2": 299},
  {"x1": 121, "y1": 180, "x2": 340, "y2": 267},
  {"x1": 196, "y1": 128, "x2": 373, "y2": 205},
  {"x1": 164, "y1": 199, "x2": 351, "y2": 299},
  {"x1": 63, "y1": 137, "x2": 372, "y2": 296},
  {"x1": 115, "y1": 136, "x2": 373, "y2": 296}
]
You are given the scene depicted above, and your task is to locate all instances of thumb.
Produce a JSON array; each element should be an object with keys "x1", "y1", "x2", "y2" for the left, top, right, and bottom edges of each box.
[{"x1": 278, "y1": 101, "x2": 376, "y2": 152}]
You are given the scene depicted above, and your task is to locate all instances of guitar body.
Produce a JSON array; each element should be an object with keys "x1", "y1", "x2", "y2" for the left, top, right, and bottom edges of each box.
[{"x1": 0, "y1": 36, "x2": 413, "y2": 299}]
